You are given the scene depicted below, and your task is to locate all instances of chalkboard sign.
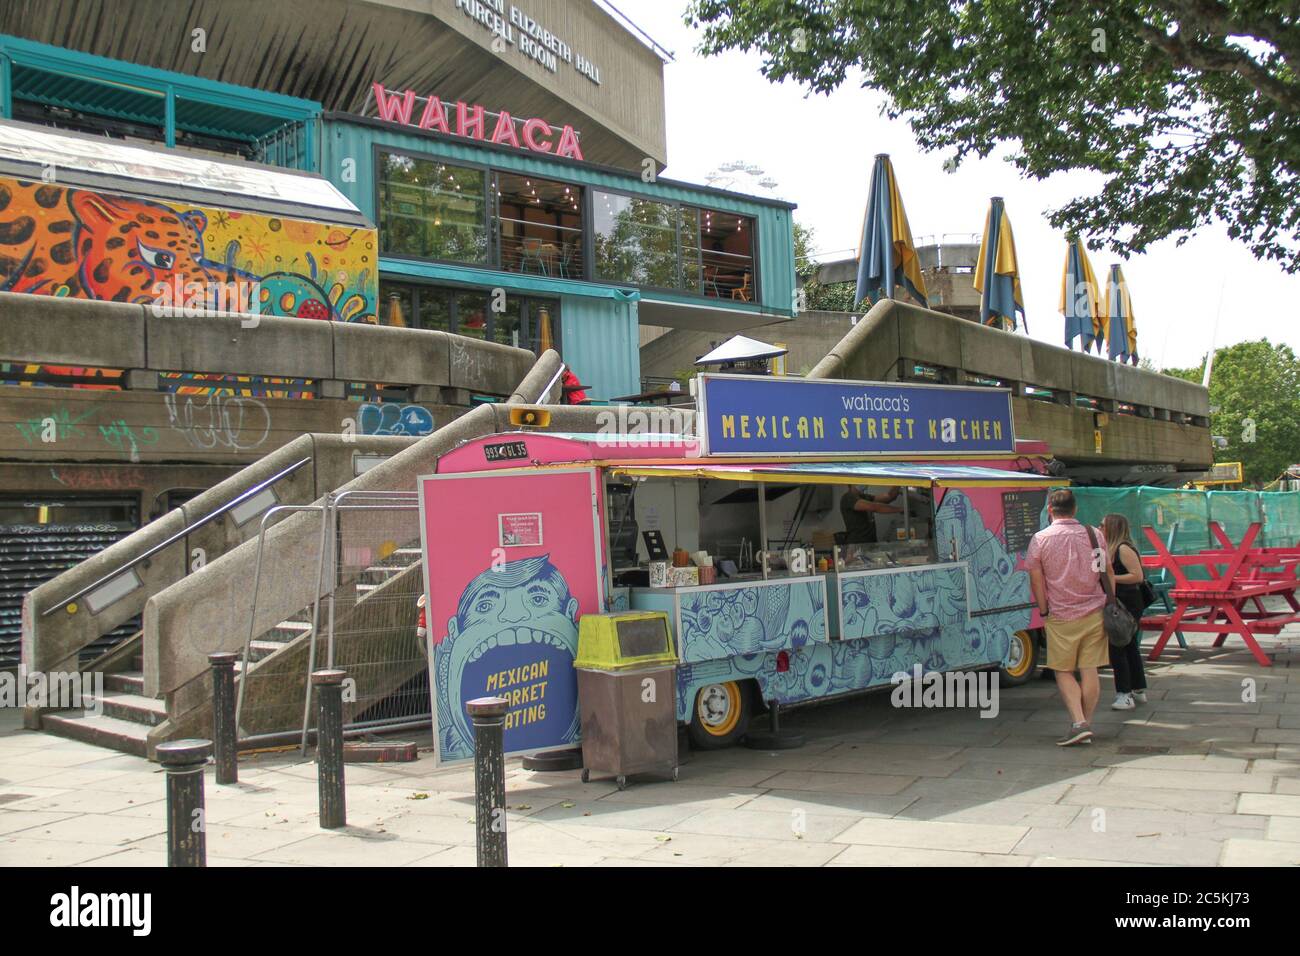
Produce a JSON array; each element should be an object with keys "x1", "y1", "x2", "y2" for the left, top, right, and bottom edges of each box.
[{"x1": 1002, "y1": 490, "x2": 1048, "y2": 554}]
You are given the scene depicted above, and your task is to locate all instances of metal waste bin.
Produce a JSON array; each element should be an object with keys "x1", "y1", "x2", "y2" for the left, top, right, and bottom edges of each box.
[{"x1": 574, "y1": 611, "x2": 678, "y2": 790}]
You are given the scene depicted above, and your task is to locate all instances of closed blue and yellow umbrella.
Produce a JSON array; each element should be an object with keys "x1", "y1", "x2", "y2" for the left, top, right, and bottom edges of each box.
[
  {"x1": 1104, "y1": 264, "x2": 1138, "y2": 364},
  {"x1": 974, "y1": 197, "x2": 1026, "y2": 332},
  {"x1": 855, "y1": 154, "x2": 928, "y2": 308},
  {"x1": 1059, "y1": 235, "x2": 1102, "y2": 351}
]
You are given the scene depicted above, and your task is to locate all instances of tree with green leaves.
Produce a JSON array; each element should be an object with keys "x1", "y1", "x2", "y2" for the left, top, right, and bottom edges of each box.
[
  {"x1": 687, "y1": 1, "x2": 1300, "y2": 272},
  {"x1": 1163, "y1": 339, "x2": 1300, "y2": 484},
  {"x1": 794, "y1": 221, "x2": 868, "y2": 312}
]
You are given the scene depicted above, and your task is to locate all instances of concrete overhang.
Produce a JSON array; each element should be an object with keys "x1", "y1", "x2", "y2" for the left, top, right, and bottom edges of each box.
[
  {"x1": 638, "y1": 298, "x2": 793, "y2": 333},
  {"x1": 0, "y1": 0, "x2": 668, "y2": 169}
]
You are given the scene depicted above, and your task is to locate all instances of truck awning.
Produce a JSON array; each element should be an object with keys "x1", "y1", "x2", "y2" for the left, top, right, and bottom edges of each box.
[{"x1": 605, "y1": 460, "x2": 1064, "y2": 490}]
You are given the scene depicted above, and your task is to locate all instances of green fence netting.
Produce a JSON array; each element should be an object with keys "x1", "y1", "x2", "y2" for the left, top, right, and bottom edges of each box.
[
  {"x1": 1072, "y1": 487, "x2": 1300, "y2": 555},
  {"x1": 1207, "y1": 491, "x2": 1266, "y2": 547},
  {"x1": 1261, "y1": 493, "x2": 1300, "y2": 549}
]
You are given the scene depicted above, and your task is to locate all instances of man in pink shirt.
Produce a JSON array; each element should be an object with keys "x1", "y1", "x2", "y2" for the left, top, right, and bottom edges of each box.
[{"x1": 1025, "y1": 488, "x2": 1112, "y2": 746}]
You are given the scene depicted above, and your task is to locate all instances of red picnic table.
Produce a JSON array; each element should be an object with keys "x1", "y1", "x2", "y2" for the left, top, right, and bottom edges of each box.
[{"x1": 1138, "y1": 521, "x2": 1300, "y2": 667}]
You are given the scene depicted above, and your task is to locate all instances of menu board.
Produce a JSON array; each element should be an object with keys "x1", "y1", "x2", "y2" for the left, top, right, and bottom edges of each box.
[{"x1": 1002, "y1": 490, "x2": 1048, "y2": 554}]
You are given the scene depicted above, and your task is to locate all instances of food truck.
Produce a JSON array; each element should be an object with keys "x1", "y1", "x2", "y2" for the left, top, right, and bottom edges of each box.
[{"x1": 417, "y1": 374, "x2": 1062, "y2": 764}]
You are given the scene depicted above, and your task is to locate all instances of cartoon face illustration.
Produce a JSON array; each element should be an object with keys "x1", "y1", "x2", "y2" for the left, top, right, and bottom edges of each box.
[{"x1": 435, "y1": 555, "x2": 580, "y2": 760}]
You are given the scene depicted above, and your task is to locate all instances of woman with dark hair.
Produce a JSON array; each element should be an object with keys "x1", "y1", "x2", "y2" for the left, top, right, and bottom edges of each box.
[{"x1": 1101, "y1": 513, "x2": 1150, "y2": 709}]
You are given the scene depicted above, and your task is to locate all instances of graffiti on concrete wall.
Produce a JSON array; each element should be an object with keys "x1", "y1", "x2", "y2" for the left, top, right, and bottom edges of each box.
[
  {"x1": 164, "y1": 392, "x2": 272, "y2": 451},
  {"x1": 49, "y1": 465, "x2": 146, "y2": 490},
  {"x1": 15, "y1": 405, "x2": 159, "y2": 461},
  {"x1": 0, "y1": 177, "x2": 377, "y2": 321},
  {"x1": 357, "y1": 403, "x2": 434, "y2": 436}
]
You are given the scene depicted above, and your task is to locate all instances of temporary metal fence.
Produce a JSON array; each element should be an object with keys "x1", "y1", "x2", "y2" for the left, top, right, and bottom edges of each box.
[{"x1": 235, "y1": 490, "x2": 430, "y2": 752}]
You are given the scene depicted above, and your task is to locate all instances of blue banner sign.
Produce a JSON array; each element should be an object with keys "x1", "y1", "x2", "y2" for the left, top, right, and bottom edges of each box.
[{"x1": 697, "y1": 374, "x2": 1015, "y2": 456}]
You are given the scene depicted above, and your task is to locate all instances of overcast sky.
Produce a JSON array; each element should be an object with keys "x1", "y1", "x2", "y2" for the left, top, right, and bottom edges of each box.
[{"x1": 615, "y1": 2, "x2": 1299, "y2": 372}]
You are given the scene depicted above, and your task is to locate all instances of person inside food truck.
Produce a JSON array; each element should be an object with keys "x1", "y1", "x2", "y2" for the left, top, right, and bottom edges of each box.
[{"x1": 839, "y1": 485, "x2": 904, "y2": 544}]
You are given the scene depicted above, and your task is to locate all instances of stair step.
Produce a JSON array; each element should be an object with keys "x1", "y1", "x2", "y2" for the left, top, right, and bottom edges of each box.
[
  {"x1": 104, "y1": 671, "x2": 144, "y2": 694},
  {"x1": 249, "y1": 640, "x2": 285, "y2": 662},
  {"x1": 96, "y1": 691, "x2": 167, "y2": 727},
  {"x1": 42, "y1": 711, "x2": 149, "y2": 758},
  {"x1": 266, "y1": 621, "x2": 312, "y2": 641},
  {"x1": 394, "y1": 548, "x2": 421, "y2": 557},
  {"x1": 356, "y1": 583, "x2": 379, "y2": 594}
]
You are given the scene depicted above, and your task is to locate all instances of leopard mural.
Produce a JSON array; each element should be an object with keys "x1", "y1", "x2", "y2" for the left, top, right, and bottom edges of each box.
[
  {"x1": 0, "y1": 181, "x2": 256, "y2": 305},
  {"x1": 0, "y1": 178, "x2": 375, "y2": 321}
]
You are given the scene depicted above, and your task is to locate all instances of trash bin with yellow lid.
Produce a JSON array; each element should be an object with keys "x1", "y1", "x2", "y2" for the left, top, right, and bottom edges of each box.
[{"x1": 574, "y1": 612, "x2": 678, "y2": 789}]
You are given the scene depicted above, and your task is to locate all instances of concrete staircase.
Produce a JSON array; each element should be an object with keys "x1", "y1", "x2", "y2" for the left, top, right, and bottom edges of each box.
[{"x1": 39, "y1": 546, "x2": 425, "y2": 755}]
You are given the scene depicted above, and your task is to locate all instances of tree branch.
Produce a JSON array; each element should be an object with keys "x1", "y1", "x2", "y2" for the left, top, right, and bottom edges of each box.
[{"x1": 1133, "y1": 21, "x2": 1300, "y2": 114}]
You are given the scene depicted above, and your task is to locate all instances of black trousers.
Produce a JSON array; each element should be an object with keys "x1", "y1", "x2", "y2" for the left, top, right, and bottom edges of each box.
[{"x1": 1109, "y1": 628, "x2": 1148, "y2": 693}]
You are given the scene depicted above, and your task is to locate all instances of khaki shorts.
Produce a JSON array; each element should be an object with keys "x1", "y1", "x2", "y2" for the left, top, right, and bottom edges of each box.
[{"x1": 1045, "y1": 609, "x2": 1108, "y2": 671}]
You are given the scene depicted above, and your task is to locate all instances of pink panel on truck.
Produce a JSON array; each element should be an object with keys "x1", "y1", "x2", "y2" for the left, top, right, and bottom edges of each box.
[{"x1": 418, "y1": 466, "x2": 604, "y2": 764}]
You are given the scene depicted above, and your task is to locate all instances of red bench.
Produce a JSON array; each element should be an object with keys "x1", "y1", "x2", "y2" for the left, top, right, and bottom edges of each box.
[{"x1": 1139, "y1": 521, "x2": 1299, "y2": 667}]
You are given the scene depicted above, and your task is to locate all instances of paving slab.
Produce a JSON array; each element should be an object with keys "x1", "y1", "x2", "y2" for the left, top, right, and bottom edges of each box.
[
  {"x1": 835, "y1": 816, "x2": 1029, "y2": 853},
  {"x1": 1219, "y1": 838, "x2": 1300, "y2": 865}
]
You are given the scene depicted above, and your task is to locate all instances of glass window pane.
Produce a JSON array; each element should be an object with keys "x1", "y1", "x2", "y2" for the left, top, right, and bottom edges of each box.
[
  {"x1": 700, "y1": 209, "x2": 755, "y2": 301},
  {"x1": 378, "y1": 281, "x2": 414, "y2": 327},
  {"x1": 593, "y1": 191, "x2": 679, "y2": 289},
  {"x1": 418, "y1": 286, "x2": 451, "y2": 332},
  {"x1": 454, "y1": 291, "x2": 489, "y2": 339},
  {"x1": 530, "y1": 300, "x2": 560, "y2": 354},
  {"x1": 679, "y1": 207, "x2": 701, "y2": 293},
  {"x1": 492, "y1": 295, "x2": 524, "y2": 348},
  {"x1": 497, "y1": 175, "x2": 584, "y2": 279},
  {"x1": 378, "y1": 152, "x2": 487, "y2": 264}
]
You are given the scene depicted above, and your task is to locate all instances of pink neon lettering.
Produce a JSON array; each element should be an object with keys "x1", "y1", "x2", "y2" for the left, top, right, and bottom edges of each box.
[
  {"x1": 372, "y1": 83, "x2": 415, "y2": 124},
  {"x1": 457, "y1": 102, "x2": 486, "y2": 140},
  {"x1": 490, "y1": 111, "x2": 521, "y2": 148},
  {"x1": 521, "y1": 117, "x2": 553, "y2": 153}
]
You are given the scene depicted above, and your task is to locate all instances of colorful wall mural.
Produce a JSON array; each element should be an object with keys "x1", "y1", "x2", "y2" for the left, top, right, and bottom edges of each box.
[
  {"x1": 0, "y1": 177, "x2": 376, "y2": 320},
  {"x1": 0, "y1": 177, "x2": 378, "y2": 395}
]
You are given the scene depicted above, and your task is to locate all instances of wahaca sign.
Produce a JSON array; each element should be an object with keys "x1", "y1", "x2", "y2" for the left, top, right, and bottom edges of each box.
[{"x1": 370, "y1": 83, "x2": 583, "y2": 160}]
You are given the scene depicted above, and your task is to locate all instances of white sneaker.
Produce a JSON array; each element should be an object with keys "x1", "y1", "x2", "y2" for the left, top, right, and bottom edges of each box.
[
  {"x1": 1111, "y1": 693, "x2": 1136, "y2": 711},
  {"x1": 1132, "y1": 690, "x2": 1148, "y2": 704}
]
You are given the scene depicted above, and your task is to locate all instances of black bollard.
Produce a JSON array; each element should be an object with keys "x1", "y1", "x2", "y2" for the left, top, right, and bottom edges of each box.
[
  {"x1": 157, "y1": 738, "x2": 212, "y2": 867},
  {"x1": 209, "y1": 652, "x2": 238, "y2": 785},
  {"x1": 466, "y1": 696, "x2": 508, "y2": 868},
  {"x1": 313, "y1": 669, "x2": 347, "y2": 829}
]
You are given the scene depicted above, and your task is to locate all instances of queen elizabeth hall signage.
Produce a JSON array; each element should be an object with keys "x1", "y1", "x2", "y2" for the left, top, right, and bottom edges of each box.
[{"x1": 696, "y1": 374, "x2": 1016, "y2": 457}]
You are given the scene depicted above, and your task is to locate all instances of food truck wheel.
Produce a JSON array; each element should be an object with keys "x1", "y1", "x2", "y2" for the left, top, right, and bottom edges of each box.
[
  {"x1": 1000, "y1": 629, "x2": 1039, "y2": 687},
  {"x1": 688, "y1": 681, "x2": 752, "y2": 750}
]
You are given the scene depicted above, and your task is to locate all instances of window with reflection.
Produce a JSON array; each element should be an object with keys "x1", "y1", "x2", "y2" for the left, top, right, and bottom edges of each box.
[
  {"x1": 378, "y1": 152, "x2": 488, "y2": 264},
  {"x1": 377, "y1": 279, "x2": 559, "y2": 354},
  {"x1": 497, "y1": 174, "x2": 583, "y2": 279},
  {"x1": 593, "y1": 191, "x2": 679, "y2": 289},
  {"x1": 699, "y1": 209, "x2": 755, "y2": 301}
]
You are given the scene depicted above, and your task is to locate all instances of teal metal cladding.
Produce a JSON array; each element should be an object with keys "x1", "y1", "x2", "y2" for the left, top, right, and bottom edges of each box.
[{"x1": 558, "y1": 295, "x2": 640, "y2": 401}]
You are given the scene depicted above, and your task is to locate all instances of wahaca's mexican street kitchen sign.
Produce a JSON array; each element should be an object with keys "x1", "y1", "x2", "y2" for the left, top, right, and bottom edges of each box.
[{"x1": 696, "y1": 374, "x2": 1016, "y2": 457}]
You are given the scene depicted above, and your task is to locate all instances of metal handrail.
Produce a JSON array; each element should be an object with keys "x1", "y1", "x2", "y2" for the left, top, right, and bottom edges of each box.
[
  {"x1": 42, "y1": 456, "x2": 313, "y2": 616},
  {"x1": 537, "y1": 363, "x2": 566, "y2": 405}
]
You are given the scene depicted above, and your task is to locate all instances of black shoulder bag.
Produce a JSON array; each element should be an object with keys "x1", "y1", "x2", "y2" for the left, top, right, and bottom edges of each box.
[{"x1": 1086, "y1": 526, "x2": 1136, "y2": 648}]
